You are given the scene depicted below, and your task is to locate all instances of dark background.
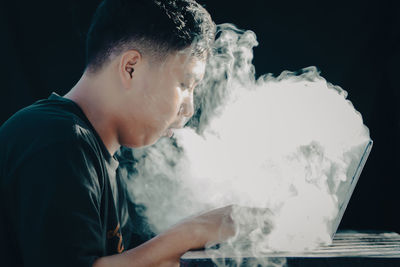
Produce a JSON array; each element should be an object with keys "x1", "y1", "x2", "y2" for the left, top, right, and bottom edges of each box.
[{"x1": 1, "y1": 0, "x2": 399, "y2": 233}]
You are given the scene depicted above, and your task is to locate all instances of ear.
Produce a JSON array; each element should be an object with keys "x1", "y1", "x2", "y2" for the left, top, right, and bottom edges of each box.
[{"x1": 119, "y1": 49, "x2": 142, "y2": 89}]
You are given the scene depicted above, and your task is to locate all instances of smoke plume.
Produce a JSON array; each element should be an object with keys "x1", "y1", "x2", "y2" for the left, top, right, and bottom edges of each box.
[{"x1": 120, "y1": 24, "x2": 371, "y2": 265}]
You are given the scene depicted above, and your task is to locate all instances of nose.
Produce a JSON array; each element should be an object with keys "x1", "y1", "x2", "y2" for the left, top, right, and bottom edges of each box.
[{"x1": 181, "y1": 95, "x2": 194, "y2": 118}]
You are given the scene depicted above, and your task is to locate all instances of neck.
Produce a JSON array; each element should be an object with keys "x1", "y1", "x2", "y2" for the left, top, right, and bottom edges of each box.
[{"x1": 65, "y1": 71, "x2": 121, "y2": 155}]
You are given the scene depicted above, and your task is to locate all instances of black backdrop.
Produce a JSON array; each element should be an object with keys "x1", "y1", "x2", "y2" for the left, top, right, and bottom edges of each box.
[{"x1": 1, "y1": 0, "x2": 399, "y2": 233}]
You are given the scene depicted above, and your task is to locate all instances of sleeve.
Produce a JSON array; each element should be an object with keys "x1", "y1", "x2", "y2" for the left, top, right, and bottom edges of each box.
[{"x1": 14, "y1": 137, "x2": 106, "y2": 267}]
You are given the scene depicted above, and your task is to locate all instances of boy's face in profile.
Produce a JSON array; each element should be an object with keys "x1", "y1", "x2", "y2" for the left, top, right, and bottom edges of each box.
[{"x1": 118, "y1": 49, "x2": 206, "y2": 147}]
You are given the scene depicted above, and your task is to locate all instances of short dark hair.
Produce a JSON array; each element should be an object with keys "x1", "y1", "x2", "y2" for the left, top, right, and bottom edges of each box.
[{"x1": 85, "y1": 0, "x2": 216, "y2": 73}]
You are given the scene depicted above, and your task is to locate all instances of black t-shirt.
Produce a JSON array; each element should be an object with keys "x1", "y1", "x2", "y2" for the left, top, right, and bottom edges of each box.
[{"x1": 0, "y1": 93, "x2": 151, "y2": 266}]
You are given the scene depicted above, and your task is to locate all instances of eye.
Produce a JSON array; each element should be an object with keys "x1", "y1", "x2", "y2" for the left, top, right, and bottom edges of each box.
[
  {"x1": 180, "y1": 83, "x2": 189, "y2": 90},
  {"x1": 181, "y1": 83, "x2": 196, "y2": 94}
]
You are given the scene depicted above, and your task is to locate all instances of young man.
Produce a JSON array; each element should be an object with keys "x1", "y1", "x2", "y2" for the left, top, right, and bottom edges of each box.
[{"x1": 0, "y1": 0, "x2": 235, "y2": 266}]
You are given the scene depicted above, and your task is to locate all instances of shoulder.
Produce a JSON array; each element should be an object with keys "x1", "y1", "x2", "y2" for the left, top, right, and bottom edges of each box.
[
  {"x1": 0, "y1": 98, "x2": 105, "y2": 178},
  {"x1": 1, "y1": 97, "x2": 90, "y2": 144}
]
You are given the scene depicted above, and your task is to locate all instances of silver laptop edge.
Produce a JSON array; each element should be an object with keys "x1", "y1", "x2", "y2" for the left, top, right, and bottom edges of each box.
[{"x1": 331, "y1": 140, "x2": 373, "y2": 238}]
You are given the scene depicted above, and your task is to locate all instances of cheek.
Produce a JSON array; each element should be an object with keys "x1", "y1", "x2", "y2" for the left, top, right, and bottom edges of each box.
[
  {"x1": 162, "y1": 86, "x2": 182, "y2": 116},
  {"x1": 144, "y1": 87, "x2": 182, "y2": 129}
]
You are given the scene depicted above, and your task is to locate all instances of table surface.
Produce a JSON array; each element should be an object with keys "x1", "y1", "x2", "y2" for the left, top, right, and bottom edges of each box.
[{"x1": 180, "y1": 231, "x2": 400, "y2": 266}]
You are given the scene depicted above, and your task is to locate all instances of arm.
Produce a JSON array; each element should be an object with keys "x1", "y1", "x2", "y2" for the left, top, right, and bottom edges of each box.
[
  {"x1": 13, "y1": 136, "x2": 235, "y2": 266},
  {"x1": 94, "y1": 205, "x2": 236, "y2": 267}
]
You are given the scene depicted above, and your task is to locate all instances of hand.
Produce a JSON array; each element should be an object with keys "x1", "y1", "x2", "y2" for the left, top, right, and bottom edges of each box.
[{"x1": 177, "y1": 205, "x2": 237, "y2": 249}]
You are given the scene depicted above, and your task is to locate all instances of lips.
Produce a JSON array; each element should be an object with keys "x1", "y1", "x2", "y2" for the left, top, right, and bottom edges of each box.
[
  {"x1": 162, "y1": 128, "x2": 174, "y2": 138},
  {"x1": 162, "y1": 118, "x2": 188, "y2": 138},
  {"x1": 166, "y1": 128, "x2": 174, "y2": 138}
]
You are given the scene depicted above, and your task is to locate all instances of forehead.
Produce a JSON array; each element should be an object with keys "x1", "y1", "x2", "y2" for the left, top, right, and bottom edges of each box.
[{"x1": 164, "y1": 50, "x2": 206, "y2": 80}]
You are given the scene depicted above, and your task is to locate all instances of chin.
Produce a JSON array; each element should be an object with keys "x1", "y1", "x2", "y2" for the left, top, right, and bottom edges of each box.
[{"x1": 121, "y1": 134, "x2": 160, "y2": 149}]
